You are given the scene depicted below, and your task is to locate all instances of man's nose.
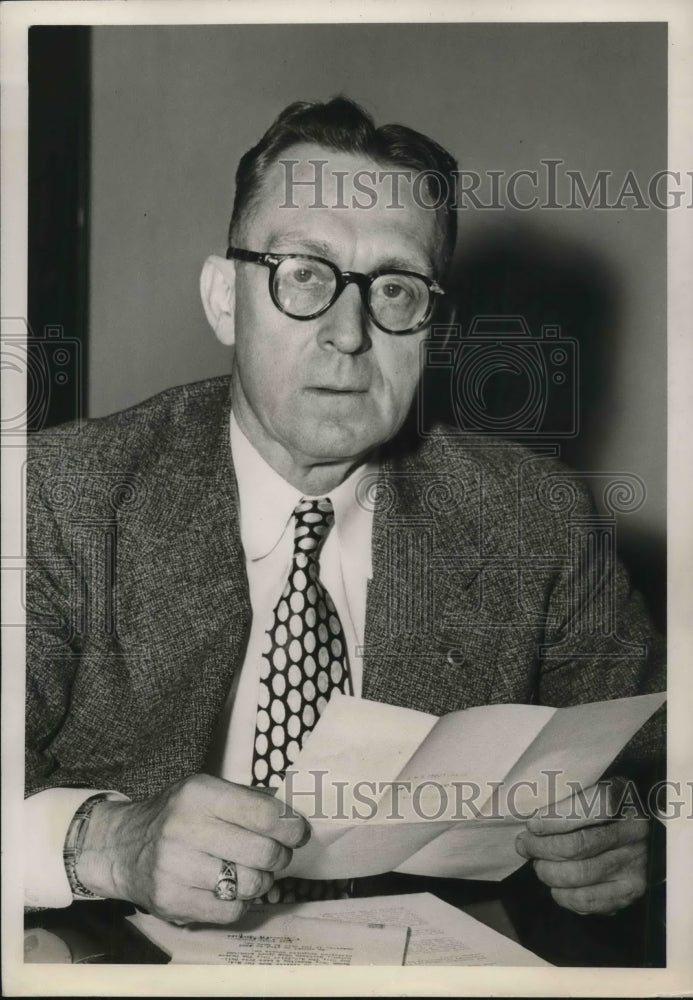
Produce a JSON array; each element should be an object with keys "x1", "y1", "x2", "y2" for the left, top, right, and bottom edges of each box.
[{"x1": 316, "y1": 284, "x2": 370, "y2": 354}]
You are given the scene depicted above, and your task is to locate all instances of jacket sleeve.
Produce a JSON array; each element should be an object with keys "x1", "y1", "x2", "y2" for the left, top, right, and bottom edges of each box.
[{"x1": 25, "y1": 449, "x2": 84, "y2": 797}]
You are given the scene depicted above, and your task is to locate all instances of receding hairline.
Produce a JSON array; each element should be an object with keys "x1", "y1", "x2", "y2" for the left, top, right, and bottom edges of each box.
[{"x1": 230, "y1": 142, "x2": 450, "y2": 271}]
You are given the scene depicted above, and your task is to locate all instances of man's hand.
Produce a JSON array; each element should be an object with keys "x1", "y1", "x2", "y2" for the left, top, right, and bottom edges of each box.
[
  {"x1": 514, "y1": 779, "x2": 650, "y2": 916},
  {"x1": 76, "y1": 774, "x2": 309, "y2": 925}
]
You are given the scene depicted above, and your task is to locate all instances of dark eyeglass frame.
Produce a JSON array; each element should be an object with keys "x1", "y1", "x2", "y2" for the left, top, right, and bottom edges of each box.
[{"x1": 226, "y1": 246, "x2": 445, "y2": 335}]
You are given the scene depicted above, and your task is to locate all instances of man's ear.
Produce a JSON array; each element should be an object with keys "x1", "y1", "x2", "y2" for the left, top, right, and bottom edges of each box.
[{"x1": 200, "y1": 255, "x2": 236, "y2": 345}]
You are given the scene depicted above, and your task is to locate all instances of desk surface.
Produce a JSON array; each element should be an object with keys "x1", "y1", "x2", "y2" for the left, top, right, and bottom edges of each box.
[{"x1": 25, "y1": 868, "x2": 665, "y2": 967}]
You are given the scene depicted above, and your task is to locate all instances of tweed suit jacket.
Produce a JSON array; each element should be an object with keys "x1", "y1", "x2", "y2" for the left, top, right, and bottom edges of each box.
[{"x1": 26, "y1": 376, "x2": 665, "y2": 801}]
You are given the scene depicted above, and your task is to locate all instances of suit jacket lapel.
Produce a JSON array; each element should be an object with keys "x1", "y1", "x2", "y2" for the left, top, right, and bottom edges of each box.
[{"x1": 115, "y1": 380, "x2": 252, "y2": 736}]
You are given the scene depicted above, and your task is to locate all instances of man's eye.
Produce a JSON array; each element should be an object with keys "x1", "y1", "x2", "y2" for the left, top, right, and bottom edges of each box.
[
  {"x1": 292, "y1": 267, "x2": 316, "y2": 284},
  {"x1": 382, "y1": 282, "x2": 409, "y2": 300}
]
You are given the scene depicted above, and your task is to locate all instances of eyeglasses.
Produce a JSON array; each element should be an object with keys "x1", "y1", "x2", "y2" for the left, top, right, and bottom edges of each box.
[{"x1": 226, "y1": 246, "x2": 445, "y2": 335}]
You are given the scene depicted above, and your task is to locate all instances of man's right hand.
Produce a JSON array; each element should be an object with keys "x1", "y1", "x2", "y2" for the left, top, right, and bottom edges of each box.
[{"x1": 75, "y1": 774, "x2": 309, "y2": 925}]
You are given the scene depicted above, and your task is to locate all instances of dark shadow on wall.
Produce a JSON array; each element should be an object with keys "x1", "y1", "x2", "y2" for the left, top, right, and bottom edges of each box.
[
  {"x1": 27, "y1": 25, "x2": 91, "y2": 432},
  {"x1": 416, "y1": 223, "x2": 666, "y2": 633}
]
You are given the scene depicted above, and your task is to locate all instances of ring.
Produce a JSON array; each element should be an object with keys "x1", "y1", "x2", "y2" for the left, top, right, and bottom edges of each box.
[{"x1": 214, "y1": 860, "x2": 238, "y2": 901}]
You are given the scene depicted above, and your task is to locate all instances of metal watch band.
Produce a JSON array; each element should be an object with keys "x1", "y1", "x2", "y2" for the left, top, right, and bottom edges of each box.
[{"x1": 63, "y1": 794, "x2": 106, "y2": 899}]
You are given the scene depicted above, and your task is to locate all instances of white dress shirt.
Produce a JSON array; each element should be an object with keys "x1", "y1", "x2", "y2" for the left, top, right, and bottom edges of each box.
[
  {"x1": 208, "y1": 413, "x2": 375, "y2": 783},
  {"x1": 24, "y1": 410, "x2": 376, "y2": 907}
]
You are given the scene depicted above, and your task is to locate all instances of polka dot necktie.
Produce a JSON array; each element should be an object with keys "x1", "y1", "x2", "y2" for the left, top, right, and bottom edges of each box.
[
  {"x1": 251, "y1": 497, "x2": 354, "y2": 904},
  {"x1": 252, "y1": 496, "x2": 353, "y2": 788}
]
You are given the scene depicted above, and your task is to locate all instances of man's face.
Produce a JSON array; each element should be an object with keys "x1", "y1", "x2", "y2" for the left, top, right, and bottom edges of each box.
[{"x1": 231, "y1": 143, "x2": 441, "y2": 476}]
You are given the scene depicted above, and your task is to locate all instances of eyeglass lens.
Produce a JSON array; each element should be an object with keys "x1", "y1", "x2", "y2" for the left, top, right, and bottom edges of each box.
[{"x1": 273, "y1": 257, "x2": 431, "y2": 332}]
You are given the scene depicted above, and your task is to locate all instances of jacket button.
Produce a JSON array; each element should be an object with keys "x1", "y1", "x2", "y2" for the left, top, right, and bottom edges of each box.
[{"x1": 446, "y1": 649, "x2": 466, "y2": 669}]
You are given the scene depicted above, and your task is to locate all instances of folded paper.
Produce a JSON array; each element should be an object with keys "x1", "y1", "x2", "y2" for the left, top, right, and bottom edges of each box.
[{"x1": 276, "y1": 691, "x2": 665, "y2": 880}]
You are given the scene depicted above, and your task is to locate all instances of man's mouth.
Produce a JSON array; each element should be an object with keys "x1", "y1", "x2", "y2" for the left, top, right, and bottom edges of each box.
[{"x1": 307, "y1": 385, "x2": 368, "y2": 394}]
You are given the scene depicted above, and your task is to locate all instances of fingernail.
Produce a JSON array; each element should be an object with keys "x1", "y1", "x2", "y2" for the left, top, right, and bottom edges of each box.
[
  {"x1": 297, "y1": 824, "x2": 312, "y2": 848},
  {"x1": 515, "y1": 834, "x2": 528, "y2": 858}
]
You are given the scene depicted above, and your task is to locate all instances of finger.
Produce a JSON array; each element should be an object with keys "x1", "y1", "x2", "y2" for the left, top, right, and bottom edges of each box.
[
  {"x1": 527, "y1": 778, "x2": 640, "y2": 835},
  {"x1": 550, "y1": 875, "x2": 647, "y2": 916},
  {"x1": 140, "y1": 839, "x2": 276, "y2": 898},
  {"x1": 199, "y1": 820, "x2": 294, "y2": 873},
  {"x1": 532, "y1": 840, "x2": 647, "y2": 889},
  {"x1": 146, "y1": 884, "x2": 249, "y2": 926},
  {"x1": 200, "y1": 778, "x2": 311, "y2": 847},
  {"x1": 170, "y1": 888, "x2": 250, "y2": 926},
  {"x1": 228, "y1": 862, "x2": 274, "y2": 900},
  {"x1": 516, "y1": 816, "x2": 649, "y2": 861},
  {"x1": 527, "y1": 783, "x2": 612, "y2": 834},
  {"x1": 191, "y1": 856, "x2": 274, "y2": 901}
]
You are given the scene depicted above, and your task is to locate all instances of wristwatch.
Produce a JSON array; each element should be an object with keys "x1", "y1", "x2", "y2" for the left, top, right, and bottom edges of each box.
[{"x1": 63, "y1": 794, "x2": 106, "y2": 899}]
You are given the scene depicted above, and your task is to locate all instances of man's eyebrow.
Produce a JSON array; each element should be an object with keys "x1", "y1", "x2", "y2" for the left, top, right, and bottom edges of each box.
[
  {"x1": 266, "y1": 233, "x2": 334, "y2": 258},
  {"x1": 267, "y1": 232, "x2": 436, "y2": 276},
  {"x1": 374, "y1": 253, "x2": 435, "y2": 276}
]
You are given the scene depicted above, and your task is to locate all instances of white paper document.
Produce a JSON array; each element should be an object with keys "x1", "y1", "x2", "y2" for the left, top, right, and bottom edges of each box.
[
  {"x1": 127, "y1": 908, "x2": 408, "y2": 965},
  {"x1": 266, "y1": 892, "x2": 550, "y2": 966},
  {"x1": 127, "y1": 893, "x2": 548, "y2": 966},
  {"x1": 277, "y1": 691, "x2": 665, "y2": 881}
]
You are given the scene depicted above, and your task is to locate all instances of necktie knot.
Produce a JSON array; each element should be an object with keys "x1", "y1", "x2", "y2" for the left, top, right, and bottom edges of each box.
[{"x1": 293, "y1": 497, "x2": 334, "y2": 560}]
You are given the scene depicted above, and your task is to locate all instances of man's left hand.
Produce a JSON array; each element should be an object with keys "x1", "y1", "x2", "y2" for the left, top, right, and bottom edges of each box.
[{"x1": 514, "y1": 779, "x2": 650, "y2": 916}]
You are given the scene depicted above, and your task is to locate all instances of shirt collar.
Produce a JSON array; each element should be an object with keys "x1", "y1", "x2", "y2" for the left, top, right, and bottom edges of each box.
[{"x1": 230, "y1": 411, "x2": 376, "y2": 570}]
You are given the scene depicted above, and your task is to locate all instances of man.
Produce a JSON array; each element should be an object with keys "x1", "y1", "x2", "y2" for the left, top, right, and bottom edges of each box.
[{"x1": 25, "y1": 98, "x2": 664, "y2": 931}]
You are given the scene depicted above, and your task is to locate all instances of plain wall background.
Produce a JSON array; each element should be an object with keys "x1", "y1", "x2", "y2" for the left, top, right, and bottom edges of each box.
[{"x1": 87, "y1": 22, "x2": 666, "y2": 620}]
